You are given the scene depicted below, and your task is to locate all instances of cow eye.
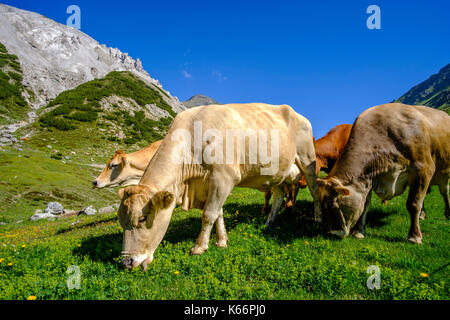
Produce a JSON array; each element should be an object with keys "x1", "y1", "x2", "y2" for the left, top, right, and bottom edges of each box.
[
  {"x1": 109, "y1": 164, "x2": 118, "y2": 169},
  {"x1": 138, "y1": 216, "x2": 147, "y2": 223}
]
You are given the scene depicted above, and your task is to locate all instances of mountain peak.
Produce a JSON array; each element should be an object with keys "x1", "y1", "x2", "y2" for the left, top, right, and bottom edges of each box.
[
  {"x1": 0, "y1": 3, "x2": 185, "y2": 113},
  {"x1": 183, "y1": 94, "x2": 220, "y2": 108}
]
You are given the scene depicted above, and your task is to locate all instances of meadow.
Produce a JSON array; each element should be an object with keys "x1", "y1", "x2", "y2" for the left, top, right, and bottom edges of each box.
[{"x1": 0, "y1": 144, "x2": 448, "y2": 300}]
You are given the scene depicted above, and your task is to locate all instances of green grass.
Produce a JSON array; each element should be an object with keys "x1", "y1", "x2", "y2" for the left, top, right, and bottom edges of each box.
[{"x1": 0, "y1": 147, "x2": 448, "y2": 299}]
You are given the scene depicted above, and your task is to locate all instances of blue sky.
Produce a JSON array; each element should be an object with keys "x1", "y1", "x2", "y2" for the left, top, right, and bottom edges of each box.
[{"x1": 3, "y1": 0, "x2": 450, "y2": 137}]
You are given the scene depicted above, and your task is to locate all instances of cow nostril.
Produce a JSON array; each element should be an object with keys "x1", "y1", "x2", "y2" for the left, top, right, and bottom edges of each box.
[
  {"x1": 122, "y1": 257, "x2": 133, "y2": 268},
  {"x1": 92, "y1": 180, "x2": 98, "y2": 187}
]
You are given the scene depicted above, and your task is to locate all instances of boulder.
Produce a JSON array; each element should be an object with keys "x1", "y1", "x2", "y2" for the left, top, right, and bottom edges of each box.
[
  {"x1": 44, "y1": 202, "x2": 64, "y2": 215},
  {"x1": 98, "y1": 206, "x2": 116, "y2": 214},
  {"x1": 81, "y1": 206, "x2": 97, "y2": 216}
]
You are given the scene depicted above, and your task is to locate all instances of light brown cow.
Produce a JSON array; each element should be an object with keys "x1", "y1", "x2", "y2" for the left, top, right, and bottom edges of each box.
[
  {"x1": 262, "y1": 124, "x2": 352, "y2": 218},
  {"x1": 317, "y1": 103, "x2": 450, "y2": 244},
  {"x1": 93, "y1": 140, "x2": 163, "y2": 189},
  {"x1": 117, "y1": 103, "x2": 321, "y2": 269}
]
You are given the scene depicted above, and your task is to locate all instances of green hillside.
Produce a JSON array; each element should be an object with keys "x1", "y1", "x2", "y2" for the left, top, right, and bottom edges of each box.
[
  {"x1": 396, "y1": 64, "x2": 450, "y2": 113},
  {"x1": 1, "y1": 70, "x2": 178, "y2": 224},
  {"x1": 0, "y1": 42, "x2": 31, "y2": 125},
  {"x1": 36, "y1": 71, "x2": 174, "y2": 146}
]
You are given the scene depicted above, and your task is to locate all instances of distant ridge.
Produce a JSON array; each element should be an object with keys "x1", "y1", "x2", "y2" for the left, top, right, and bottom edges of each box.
[
  {"x1": 396, "y1": 64, "x2": 449, "y2": 113},
  {"x1": 183, "y1": 94, "x2": 220, "y2": 108}
]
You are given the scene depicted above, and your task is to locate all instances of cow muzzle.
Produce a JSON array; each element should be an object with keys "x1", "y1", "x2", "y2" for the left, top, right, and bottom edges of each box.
[
  {"x1": 330, "y1": 227, "x2": 349, "y2": 239},
  {"x1": 122, "y1": 252, "x2": 153, "y2": 271}
]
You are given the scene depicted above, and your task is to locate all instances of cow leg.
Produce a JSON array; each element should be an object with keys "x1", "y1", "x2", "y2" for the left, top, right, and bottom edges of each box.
[
  {"x1": 191, "y1": 178, "x2": 233, "y2": 255},
  {"x1": 419, "y1": 187, "x2": 432, "y2": 220},
  {"x1": 420, "y1": 205, "x2": 426, "y2": 221},
  {"x1": 405, "y1": 171, "x2": 433, "y2": 244},
  {"x1": 352, "y1": 192, "x2": 371, "y2": 239},
  {"x1": 265, "y1": 186, "x2": 284, "y2": 226},
  {"x1": 296, "y1": 159, "x2": 322, "y2": 223},
  {"x1": 286, "y1": 183, "x2": 299, "y2": 210},
  {"x1": 261, "y1": 190, "x2": 272, "y2": 216},
  {"x1": 438, "y1": 178, "x2": 450, "y2": 219},
  {"x1": 215, "y1": 208, "x2": 228, "y2": 248},
  {"x1": 284, "y1": 184, "x2": 293, "y2": 210}
]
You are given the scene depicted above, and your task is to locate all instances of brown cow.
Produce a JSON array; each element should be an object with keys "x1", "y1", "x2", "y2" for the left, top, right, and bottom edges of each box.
[
  {"x1": 262, "y1": 124, "x2": 352, "y2": 218},
  {"x1": 317, "y1": 103, "x2": 450, "y2": 244},
  {"x1": 93, "y1": 140, "x2": 163, "y2": 189}
]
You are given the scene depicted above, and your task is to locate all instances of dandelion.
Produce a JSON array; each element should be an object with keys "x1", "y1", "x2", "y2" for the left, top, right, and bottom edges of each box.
[
  {"x1": 27, "y1": 296, "x2": 37, "y2": 300},
  {"x1": 77, "y1": 244, "x2": 81, "y2": 247},
  {"x1": 7, "y1": 262, "x2": 13, "y2": 266},
  {"x1": 0, "y1": 258, "x2": 4, "y2": 263},
  {"x1": 420, "y1": 273, "x2": 429, "y2": 278},
  {"x1": 22, "y1": 245, "x2": 26, "y2": 248},
  {"x1": 305, "y1": 241, "x2": 310, "y2": 246},
  {"x1": 174, "y1": 271, "x2": 180, "y2": 275}
]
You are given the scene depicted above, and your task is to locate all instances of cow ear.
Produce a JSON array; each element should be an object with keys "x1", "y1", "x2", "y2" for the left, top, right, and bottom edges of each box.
[
  {"x1": 152, "y1": 191, "x2": 175, "y2": 210},
  {"x1": 336, "y1": 186, "x2": 350, "y2": 196}
]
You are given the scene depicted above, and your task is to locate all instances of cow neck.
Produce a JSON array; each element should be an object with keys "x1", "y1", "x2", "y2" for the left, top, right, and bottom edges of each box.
[
  {"x1": 329, "y1": 140, "x2": 373, "y2": 195},
  {"x1": 138, "y1": 139, "x2": 208, "y2": 201},
  {"x1": 127, "y1": 148, "x2": 155, "y2": 172}
]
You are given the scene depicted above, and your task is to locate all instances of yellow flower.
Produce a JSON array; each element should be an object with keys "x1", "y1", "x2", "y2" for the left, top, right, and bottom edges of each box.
[
  {"x1": 0, "y1": 258, "x2": 4, "y2": 263},
  {"x1": 420, "y1": 273, "x2": 429, "y2": 278},
  {"x1": 27, "y1": 296, "x2": 37, "y2": 300},
  {"x1": 305, "y1": 241, "x2": 310, "y2": 246},
  {"x1": 22, "y1": 245, "x2": 26, "y2": 248},
  {"x1": 77, "y1": 244, "x2": 81, "y2": 247},
  {"x1": 7, "y1": 262, "x2": 13, "y2": 266},
  {"x1": 174, "y1": 271, "x2": 180, "y2": 275}
]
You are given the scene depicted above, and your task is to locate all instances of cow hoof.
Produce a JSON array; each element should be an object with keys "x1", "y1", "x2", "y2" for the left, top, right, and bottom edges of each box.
[
  {"x1": 215, "y1": 240, "x2": 228, "y2": 248},
  {"x1": 353, "y1": 232, "x2": 365, "y2": 239},
  {"x1": 407, "y1": 236, "x2": 423, "y2": 244},
  {"x1": 190, "y1": 246, "x2": 208, "y2": 255}
]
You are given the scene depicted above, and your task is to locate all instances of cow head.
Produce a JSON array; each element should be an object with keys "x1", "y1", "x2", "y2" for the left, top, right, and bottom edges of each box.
[
  {"x1": 93, "y1": 150, "x2": 143, "y2": 188},
  {"x1": 118, "y1": 185, "x2": 175, "y2": 270},
  {"x1": 317, "y1": 178, "x2": 365, "y2": 238}
]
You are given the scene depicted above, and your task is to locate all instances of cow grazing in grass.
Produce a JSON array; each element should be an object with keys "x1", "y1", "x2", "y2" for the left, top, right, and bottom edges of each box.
[
  {"x1": 317, "y1": 103, "x2": 450, "y2": 244},
  {"x1": 93, "y1": 140, "x2": 163, "y2": 189},
  {"x1": 262, "y1": 124, "x2": 352, "y2": 218},
  {"x1": 117, "y1": 103, "x2": 321, "y2": 270}
]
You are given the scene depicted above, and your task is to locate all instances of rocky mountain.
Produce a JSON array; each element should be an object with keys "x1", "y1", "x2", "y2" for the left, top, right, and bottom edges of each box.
[
  {"x1": 396, "y1": 64, "x2": 450, "y2": 113},
  {"x1": 183, "y1": 94, "x2": 220, "y2": 108},
  {"x1": 0, "y1": 3, "x2": 185, "y2": 114}
]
